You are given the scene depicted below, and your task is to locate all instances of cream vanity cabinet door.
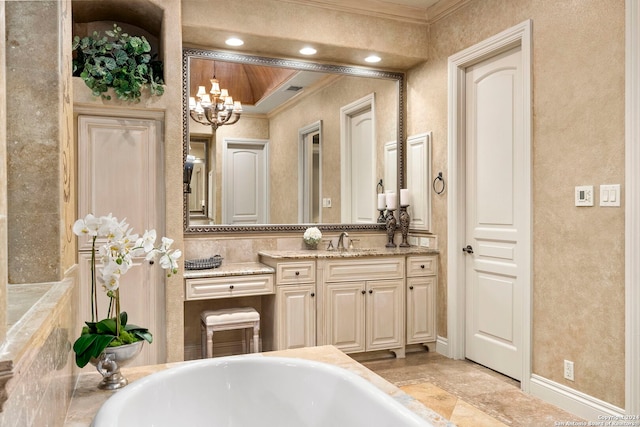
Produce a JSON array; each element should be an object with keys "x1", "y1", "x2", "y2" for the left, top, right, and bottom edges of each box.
[
  {"x1": 323, "y1": 257, "x2": 405, "y2": 356},
  {"x1": 271, "y1": 261, "x2": 316, "y2": 350},
  {"x1": 366, "y1": 279, "x2": 404, "y2": 351},
  {"x1": 406, "y1": 256, "x2": 437, "y2": 344},
  {"x1": 324, "y1": 281, "x2": 366, "y2": 353},
  {"x1": 276, "y1": 284, "x2": 316, "y2": 349}
]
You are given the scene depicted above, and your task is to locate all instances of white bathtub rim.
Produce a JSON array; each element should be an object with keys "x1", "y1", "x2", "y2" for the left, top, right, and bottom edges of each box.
[{"x1": 91, "y1": 354, "x2": 433, "y2": 427}]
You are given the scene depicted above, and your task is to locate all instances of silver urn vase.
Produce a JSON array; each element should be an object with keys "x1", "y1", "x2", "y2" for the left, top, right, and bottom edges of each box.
[{"x1": 90, "y1": 340, "x2": 144, "y2": 390}]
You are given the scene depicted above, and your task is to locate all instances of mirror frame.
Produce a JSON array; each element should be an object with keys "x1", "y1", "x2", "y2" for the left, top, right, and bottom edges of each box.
[{"x1": 182, "y1": 48, "x2": 406, "y2": 233}]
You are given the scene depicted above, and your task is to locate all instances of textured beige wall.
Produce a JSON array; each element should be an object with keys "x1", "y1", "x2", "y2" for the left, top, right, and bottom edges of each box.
[
  {"x1": 408, "y1": 0, "x2": 625, "y2": 407},
  {"x1": 182, "y1": 0, "x2": 429, "y2": 70}
]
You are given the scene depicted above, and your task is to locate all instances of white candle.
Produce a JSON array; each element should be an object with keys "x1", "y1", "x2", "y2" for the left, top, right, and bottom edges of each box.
[
  {"x1": 377, "y1": 193, "x2": 386, "y2": 210},
  {"x1": 400, "y1": 189, "x2": 410, "y2": 206},
  {"x1": 386, "y1": 192, "x2": 397, "y2": 210}
]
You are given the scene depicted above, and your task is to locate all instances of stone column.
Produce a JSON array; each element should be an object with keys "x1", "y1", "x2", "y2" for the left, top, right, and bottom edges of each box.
[{"x1": 5, "y1": 1, "x2": 73, "y2": 284}]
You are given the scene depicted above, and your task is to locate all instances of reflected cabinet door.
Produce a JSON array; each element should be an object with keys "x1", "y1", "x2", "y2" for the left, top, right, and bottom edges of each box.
[{"x1": 77, "y1": 115, "x2": 164, "y2": 366}]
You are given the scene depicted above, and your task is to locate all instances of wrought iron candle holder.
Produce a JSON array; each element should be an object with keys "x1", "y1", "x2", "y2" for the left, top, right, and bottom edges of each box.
[
  {"x1": 385, "y1": 209, "x2": 397, "y2": 248},
  {"x1": 399, "y1": 205, "x2": 411, "y2": 247},
  {"x1": 377, "y1": 209, "x2": 386, "y2": 223}
]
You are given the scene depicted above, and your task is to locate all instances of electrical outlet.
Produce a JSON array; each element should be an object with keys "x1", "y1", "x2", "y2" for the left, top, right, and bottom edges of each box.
[{"x1": 564, "y1": 360, "x2": 574, "y2": 381}]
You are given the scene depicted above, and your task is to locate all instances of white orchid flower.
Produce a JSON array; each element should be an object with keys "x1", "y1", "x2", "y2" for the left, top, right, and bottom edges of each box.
[
  {"x1": 159, "y1": 236, "x2": 174, "y2": 252},
  {"x1": 159, "y1": 249, "x2": 182, "y2": 275},
  {"x1": 72, "y1": 214, "x2": 101, "y2": 236},
  {"x1": 138, "y1": 229, "x2": 157, "y2": 252}
]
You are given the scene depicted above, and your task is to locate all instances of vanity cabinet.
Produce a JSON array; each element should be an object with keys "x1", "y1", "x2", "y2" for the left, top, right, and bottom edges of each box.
[
  {"x1": 262, "y1": 260, "x2": 317, "y2": 350},
  {"x1": 322, "y1": 257, "x2": 405, "y2": 357},
  {"x1": 406, "y1": 255, "x2": 437, "y2": 344}
]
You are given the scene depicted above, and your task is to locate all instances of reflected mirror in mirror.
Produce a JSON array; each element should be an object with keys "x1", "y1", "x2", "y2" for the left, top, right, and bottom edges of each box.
[{"x1": 183, "y1": 49, "x2": 405, "y2": 233}]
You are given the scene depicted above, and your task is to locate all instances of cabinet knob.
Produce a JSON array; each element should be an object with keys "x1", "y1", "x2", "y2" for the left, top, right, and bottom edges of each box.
[
  {"x1": 310, "y1": 292, "x2": 315, "y2": 297},
  {"x1": 295, "y1": 271, "x2": 300, "y2": 276},
  {"x1": 368, "y1": 289, "x2": 373, "y2": 294},
  {"x1": 420, "y1": 264, "x2": 425, "y2": 269},
  {"x1": 361, "y1": 290, "x2": 366, "y2": 295},
  {"x1": 409, "y1": 286, "x2": 414, "y2": 290},
  {"x1": 229, "y1": 285, "x2": 234, "y2": 290},
  {"x1": 149, "y1": 260, "x2": 154, "y2": 265}
]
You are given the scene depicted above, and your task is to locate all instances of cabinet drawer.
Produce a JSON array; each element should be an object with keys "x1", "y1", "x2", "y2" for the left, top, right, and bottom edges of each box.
[
  {"x1": 185, "y1": 274, "x2": 274, "y2": 300},
  {"x1": 407, "y1": 256, "x2": 437, "y2": 277},
  {"x1": 277, "y1": 261, "x2": 316, "y2": 285},
  {"x1": 324, "y1": 258, "x2": 404, "y2": 282}
]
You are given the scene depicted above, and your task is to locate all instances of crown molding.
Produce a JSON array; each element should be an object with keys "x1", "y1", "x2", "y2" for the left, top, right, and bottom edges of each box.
[
  {"x1": 277, "y1": 0, "x2": 430, "y2": 24},
  {"x1": 276, "y1": 0, "x2": 471, "y2": 25}
]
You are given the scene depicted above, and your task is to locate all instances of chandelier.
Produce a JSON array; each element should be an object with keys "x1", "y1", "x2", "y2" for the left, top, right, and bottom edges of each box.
[{"x1": 189, "y1": 68, "x2": 242, "y2": 130}]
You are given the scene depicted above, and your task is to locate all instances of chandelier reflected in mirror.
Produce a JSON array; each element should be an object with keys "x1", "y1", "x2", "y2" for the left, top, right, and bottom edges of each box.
[{"x1": 189, "y1": 65, "x2": 242, "y2": 130}]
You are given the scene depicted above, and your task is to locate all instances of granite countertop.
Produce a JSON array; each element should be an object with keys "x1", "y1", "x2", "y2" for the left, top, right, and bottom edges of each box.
[
  {"x1": 259, "y1": 246, "x2": 439, "y2": 260},
  {"x1": 183, "y1": 261, "x2": 275, "y2": 279},
  {"x1": 63, "y1": 346, "x2": 453, "y2": 427}
]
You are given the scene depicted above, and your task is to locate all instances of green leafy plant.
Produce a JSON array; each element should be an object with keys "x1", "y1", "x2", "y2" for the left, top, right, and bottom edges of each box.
[
  {"x1": 72, "y1": 24, "x2": 164, "y2": 102},
  {"x1": 73, "y1": 312, "x2": 153, "y2": 368}
]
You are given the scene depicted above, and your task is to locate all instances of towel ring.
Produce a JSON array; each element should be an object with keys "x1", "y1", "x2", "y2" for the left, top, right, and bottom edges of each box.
[{"x1": 433, "y1": 172, "x2": 446, "y2": 195}]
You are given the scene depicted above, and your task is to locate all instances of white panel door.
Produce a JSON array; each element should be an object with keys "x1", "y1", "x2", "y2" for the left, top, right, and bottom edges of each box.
[
  {"x1": 223, "y1": 139, "x2": 268, "y2": 224},
  {"x1": 341, "y1": 95, "x2": 376, "y2": 223},
  {"x1": 350, "y1": 110, "x2": 375, "y2": 223},
  {"x1": 77, "y1": 115, "x2": 164, "y2": 366},
  {"x1": 464, "y1": 46, "x2": 524, "y2": 380}
]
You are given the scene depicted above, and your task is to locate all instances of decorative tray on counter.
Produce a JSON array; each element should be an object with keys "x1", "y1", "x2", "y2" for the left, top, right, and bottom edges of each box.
[{"x1": 184, "y1": 255, "x2": 223, "y2": 270}]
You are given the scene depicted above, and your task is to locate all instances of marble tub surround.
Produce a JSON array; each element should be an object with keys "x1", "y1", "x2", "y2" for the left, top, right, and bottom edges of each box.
[
  {"x1": 0, "y1": 274, "x2": 77, "y2": 426},
  {"x1": 6, "y1": 283, "x2": 52, "y2": 328},
  {"x1": 64, "y1": 345, "x2": 454, "y2": 427}
]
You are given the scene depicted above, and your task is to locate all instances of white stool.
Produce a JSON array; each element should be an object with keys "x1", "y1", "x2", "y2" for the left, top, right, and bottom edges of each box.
[{"x1": 200, "y1": 307, "x2": 260, "y2": 359}]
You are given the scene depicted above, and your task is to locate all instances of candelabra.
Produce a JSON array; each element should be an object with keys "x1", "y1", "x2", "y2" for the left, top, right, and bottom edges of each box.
[
  {"x1": 385, "y1": 209, "x2": 397, "y2": 248},
  {"x1": 399, "y1": 205, "x2": 411, "y2": 247}
]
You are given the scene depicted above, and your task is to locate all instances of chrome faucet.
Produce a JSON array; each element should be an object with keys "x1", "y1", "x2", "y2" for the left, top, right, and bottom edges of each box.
[{"x1": 337, "y1": 232, "x2": 349, "y2": 250}]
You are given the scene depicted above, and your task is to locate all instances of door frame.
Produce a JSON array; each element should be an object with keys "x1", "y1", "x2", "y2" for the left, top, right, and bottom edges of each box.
[
  {"x1": 447, "y1": 20, "x2": 532, "y2": 390},
  {"x1": 298, "y1": 120, "x2": 323, "y2": 223},
  {"x1": 625, "y1": 0, "x2": 640, "y2": 415}
]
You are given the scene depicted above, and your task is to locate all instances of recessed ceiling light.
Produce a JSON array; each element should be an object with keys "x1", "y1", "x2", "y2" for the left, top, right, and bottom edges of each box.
[
  {"x1": 299, "y1": 47, "x2": 317, "y2": 55},
  {"x1": 365, "y1": 55, "x2": 381, "y2": 63},
  {"x1": 225, "y1": 37, "x2": 244, "y2": 47}
]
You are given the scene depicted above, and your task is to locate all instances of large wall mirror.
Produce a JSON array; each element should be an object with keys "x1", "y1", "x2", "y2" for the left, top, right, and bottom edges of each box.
[{"x1": 183, "y1": 48, "x2": 405, "y2": 233}]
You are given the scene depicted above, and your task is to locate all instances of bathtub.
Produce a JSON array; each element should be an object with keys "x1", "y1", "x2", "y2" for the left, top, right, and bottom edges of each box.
[{"x1": 91, "y1": 355, "x2": 434, "y2": 427}]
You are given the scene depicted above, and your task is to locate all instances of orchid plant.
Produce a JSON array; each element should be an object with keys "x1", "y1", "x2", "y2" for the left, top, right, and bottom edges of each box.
[{"x1": 72, "y1": 213, "x2": 181, "y2": 368}]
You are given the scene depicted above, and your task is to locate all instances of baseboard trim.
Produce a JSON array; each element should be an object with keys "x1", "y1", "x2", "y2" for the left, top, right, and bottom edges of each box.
[
  {"x1": 435, "y1": 335, "x2": 449, "y2": 357},
  {"x1": 530, "y1": 374, "x2": 624, "y2": 421}
]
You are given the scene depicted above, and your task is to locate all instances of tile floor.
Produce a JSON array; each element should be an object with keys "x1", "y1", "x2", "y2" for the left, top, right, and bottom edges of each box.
[{"x1": 359, "y1": 349, "x2": 588, "y2": 427}]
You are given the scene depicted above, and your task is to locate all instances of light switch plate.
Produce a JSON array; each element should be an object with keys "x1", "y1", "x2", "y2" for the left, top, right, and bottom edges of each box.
[
  {"x1": 600, "y1": 184, "x2": 621, "y2": 207},
  {"x1": 575, "y1": 185, "x2": 594, "y2": 207}
]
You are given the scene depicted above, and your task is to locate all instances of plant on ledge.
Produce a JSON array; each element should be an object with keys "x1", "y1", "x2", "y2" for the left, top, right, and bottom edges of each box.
[
  {"x1": 72, "y1": 24, "x2": 165, "y2": 102},
  {"x1": 72, "y1": 213, "x2": 181, "y2": 368}
]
